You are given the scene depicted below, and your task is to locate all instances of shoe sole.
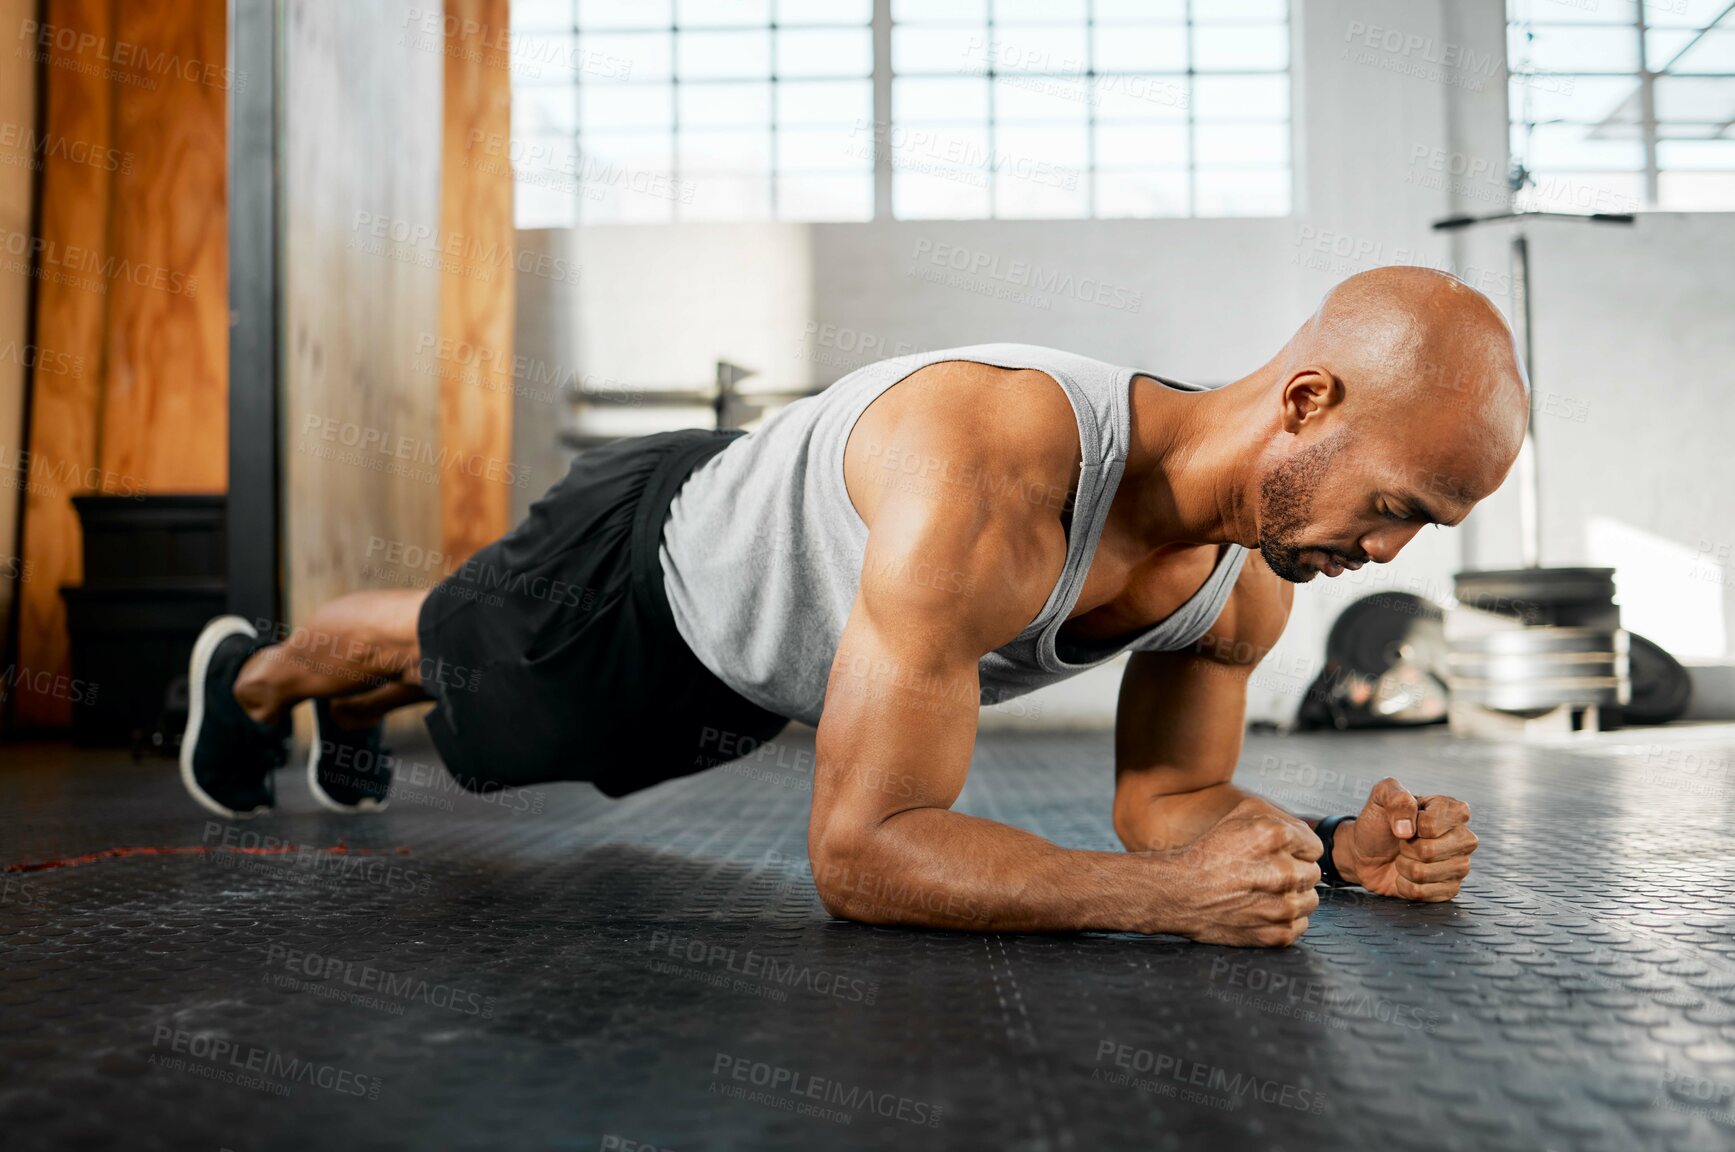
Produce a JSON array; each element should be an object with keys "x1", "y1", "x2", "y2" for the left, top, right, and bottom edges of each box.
[
  {"x1": 307, "y1": 703, "x2": 389, "y2": 814},
  {"x1": 180, "y1": 615, "x2": 272, "y2": 820}
]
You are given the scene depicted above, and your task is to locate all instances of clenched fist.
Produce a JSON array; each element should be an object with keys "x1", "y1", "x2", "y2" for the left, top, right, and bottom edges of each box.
[
  {"x1": 1169, "y1": 798, "x2": 1323, "y2": 947},
  {"x1": 1337, "y1": 777, "x2": 1478, "y2": 902}
]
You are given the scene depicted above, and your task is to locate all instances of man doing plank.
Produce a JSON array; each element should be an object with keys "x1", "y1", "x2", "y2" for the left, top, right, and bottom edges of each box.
[{"x1": 183, "y1": 266, "x2": 1520, "y2": 947}]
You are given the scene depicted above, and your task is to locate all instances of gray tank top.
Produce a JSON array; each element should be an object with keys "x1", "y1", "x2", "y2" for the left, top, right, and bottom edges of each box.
[{"x1": 658, "y1": 343, "x2": 1249, "y2": 726}]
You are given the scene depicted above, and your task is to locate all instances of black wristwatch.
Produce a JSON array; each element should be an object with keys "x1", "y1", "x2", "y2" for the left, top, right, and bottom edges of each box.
[{"x1": 1315, "y1": 815, "x2": 1356, "y2": 888}]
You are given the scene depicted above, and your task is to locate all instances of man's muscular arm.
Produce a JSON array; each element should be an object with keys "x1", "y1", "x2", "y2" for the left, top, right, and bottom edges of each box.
[
  {"x1": 1115, "y1": 557, "x2": 1479, "y2": 903},
  {"x1": 808, "y1": 364, "x2": 1319, "y2": 944}
]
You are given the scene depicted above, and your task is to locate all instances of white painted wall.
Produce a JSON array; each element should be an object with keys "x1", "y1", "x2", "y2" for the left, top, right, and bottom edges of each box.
[
  {"x1": 514, "y1": 0, "x2": 1734, "y2": 727},
  {"x1": 1454, "y1": 212, "x2": 1735, "y2": 702}
]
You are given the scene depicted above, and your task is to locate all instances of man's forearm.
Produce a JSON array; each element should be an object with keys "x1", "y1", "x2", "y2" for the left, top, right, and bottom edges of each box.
[
  {"x1": 813, "y1": 807, "x2": 1180, "y2": 934},
  {"x1": 1117, "y1": 782, "x2": 1364, "y2": 885}
]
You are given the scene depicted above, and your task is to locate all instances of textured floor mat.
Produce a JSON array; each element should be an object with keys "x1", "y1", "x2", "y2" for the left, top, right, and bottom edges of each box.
[{"x1": 3, "y1": 724, "x2": 1734, "y2": 1151}]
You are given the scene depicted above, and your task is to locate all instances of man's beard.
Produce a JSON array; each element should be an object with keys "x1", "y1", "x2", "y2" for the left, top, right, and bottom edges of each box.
[{"x1": 1257, "y1": 434, "x2": 1346, "y2": 583}]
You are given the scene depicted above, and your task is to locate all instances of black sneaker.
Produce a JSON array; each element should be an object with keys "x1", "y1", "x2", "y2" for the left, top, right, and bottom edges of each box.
[
  {"x1": 180, "y1": 616, "x2": 287, "y2": 819},
  {"x1": 307, "y1": 698, "x2": 393, "y2": 813}
]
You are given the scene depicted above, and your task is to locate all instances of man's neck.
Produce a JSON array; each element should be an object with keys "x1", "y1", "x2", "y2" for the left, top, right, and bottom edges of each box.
[{"x1": 1120, "y1": 369, "x2": 1271, "y2": 550}]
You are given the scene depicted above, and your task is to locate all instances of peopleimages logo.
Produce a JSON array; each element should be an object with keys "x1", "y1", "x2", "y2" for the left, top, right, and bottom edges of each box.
[
  {"x1": 150, "y1": 1026, "x2": 382, "y2": 1099},
  {"x1": 710, "y1": 1053, "x2": 942, "y2": 1127},
  {"x1": 1094, "y1": 1040, "x2": 1326, "y2": 1114}
]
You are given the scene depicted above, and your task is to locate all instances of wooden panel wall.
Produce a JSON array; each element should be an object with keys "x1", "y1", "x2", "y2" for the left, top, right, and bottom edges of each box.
[
  {"x1": 100, "y1": 0, "x2": 229, "y2": 490},
  {"x1": 13, "y1": 0, "x2": 115, "y2": 730},
  {"x1": 0, "y1": 0, "x2": 40, "y2": 667},
  {"x1": 439, "y1": 0, "x2": 515, "y2": 562},
  {"x1": 11, "y1": 0, "x2": 229, "y2": 731},
  {"x1": 282, "y1": 0, "x2": 443, "y2": 628}
]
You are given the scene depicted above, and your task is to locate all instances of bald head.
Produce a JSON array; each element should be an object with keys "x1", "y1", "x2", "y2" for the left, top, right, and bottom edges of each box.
[
  {"x1": 1288, "y1": 266, "x2": 1527, "y2": 440},
  {"x1": 1252, "y1": 267, "x2": 1530, "y2": 582}
]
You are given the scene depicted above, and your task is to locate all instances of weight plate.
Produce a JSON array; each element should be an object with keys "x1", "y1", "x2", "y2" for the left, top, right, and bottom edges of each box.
[
  {"x1": 1623, "y1": 631, "x2": 1693, "y2": 725},
  {"x1": 1326, "y1": 592, "x2": 1445, "y2": 680}
]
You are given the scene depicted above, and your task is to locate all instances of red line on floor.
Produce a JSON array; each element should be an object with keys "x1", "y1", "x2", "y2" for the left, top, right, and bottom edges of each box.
[{"x1": 3, "y1": 842, "x2": 413, "y2": 873}]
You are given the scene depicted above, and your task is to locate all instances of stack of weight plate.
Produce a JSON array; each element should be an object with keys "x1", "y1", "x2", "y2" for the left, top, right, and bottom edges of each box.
[{"x1": 1445, "y1": 568, "x2": 1630, "y2": 738}]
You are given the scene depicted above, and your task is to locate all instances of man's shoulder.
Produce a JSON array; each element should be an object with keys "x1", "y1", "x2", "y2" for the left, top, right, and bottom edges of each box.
[
  {"x1": 1191, "y1": 549, "x2": 1293, "y2": 668},
  {"x1": 847, "y1": 358, "x2": 1082, "y2": 529}
]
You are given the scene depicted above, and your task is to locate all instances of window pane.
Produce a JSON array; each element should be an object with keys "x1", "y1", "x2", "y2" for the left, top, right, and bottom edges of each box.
[
  {"x1": 894, "y1": 26, "x2": 988, "y2": 73},
  {"x1": 1192, "y1": 0, "x2": 1287, "y2": 22},
  {"x1": 1095, "y1": 0, "x2": 1185, "y2": 20},
  {"x1": 1093, "y1": 26, "x2": 1187, "y2": 72},
  {"x1": 678, "y1": 81, "x2": 772, "y2": 126},
  {"x1": 513, "y1": 33, "x2": 575, "y2": 83},
  {"x1": 1095, "y1": 123, "x2": 1188, "y2": 168},
  {"x1": 996, "y1": 0, "x2": 1086, "y2": 23},
  {"x1": 1514, "y1": 171, "x2": 1643, "y2": 214},
  {"x1": 521, "y1": 0, "x2": 1299, "y2": 222},
  {"x1": 1508, "y1": 75, "x2": 1638, "y2": 124},
  {"x1": 778, "y1": 174, "x2": 873, "y2": 220},
  {"x1": 580, "y1": 0, "x2": 670, "y2": 29},
  {"x1": 1646, "y1": 28, "x2": 1702, "y2": 71},
  {"x1": 1194, "y1": 123, "x2": 1289, "y2": 166},
  {"x1": 1508, "y1": 24, "x2": 1640, "y2": 73},
  {"x1": 777, "y1": 80, "x2": 873, "y2": 125},
  {"x1": 514, "y1": 0, "x2": 573, "y2": 32},
  {"x1": 778, "y1": 0, "x2": 871, "y2": 24},
  {"x1": 1193, "y1": 25, "x2": 1288, "y2": 71},
  {"x1": 888, "y1": 122, "x2": 992, "y2": 179},
  {"x1": 986, "y1": 27, "x2": 1088, "y2": 75},
  {"x1": 1192, "y1": 75, "x2": 1288, "y2": 119},
  {"x1": 580, "y1": 85, "x2": 673, "y2": 131},
  {"x1": 893, "y1": 0, "x2": 985, "y2": 21},
  {"x1": 777, "y1": 28, "x2": 873, "y2": 77},
  {"x1": 1657, "y1": 171, "x2": 1735, "y2": 209},
  {"x1": 993, "y1": 76, "x2": 1092, "y2": 121},
  {"x1": 1654, "y1": 75, "x2": 1735, "y2": 121},
  {"x1": 579, "y1": 131, "x2": 673, "y2": 171},
  {"x1": 679, "y1": 129, "x2": 772, "y2": 172},
  {"x1": 1658, "y1": 138, "x2": 1735, "y2": 170},
  {"x1": 577, "y1": 32, "x2": 671, "y2": 81},
  {"x1": 1094, "y1": 170, "x2": 1188, "y2": 217},
  {"x1": 1669, "y1": 29, "x2": 1735, "y2": 74},
  {"x1": 995, "y1": 123, "x2": 1088, "y2": 169},
  {"x1": 1520, "y1": 123, "x2": 1645, "y2": 170},
  {"x1": 1655, "y1": 121, "x2": 1724, "y2": 138},
  {"x1": 1095, "y1": 75, "x2": 1190, "y2": 120},
  {"x1": 678, "y1": 0, "x2": 770, "y2": 27},
  {"x1": 1512, "y1": 2, "x2": 1735, "y2": 212},
  {"x1": 1643, "y1": 0, "x2": 1734, "y2": 29},
  {"x1": 1509, "y1": 0, "x2": 1630, "y2": 26},
  {"x1": 678, "y1": 29, "x2": 773, "y2": 78},
  {"x1": 515, "y1": 86, "x2": 577, "y2": 135},
  {"x1": 778, "y1": 127, "x2": 872, "y2": 171},
  {"x1": 895, "y1": 77, "x2": 991, "y2": 120}
]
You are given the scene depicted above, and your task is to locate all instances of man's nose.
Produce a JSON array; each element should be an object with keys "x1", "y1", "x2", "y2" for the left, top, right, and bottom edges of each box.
[{"x1": 1360, "y1": 523, "x2": 1424, "y2": 564}]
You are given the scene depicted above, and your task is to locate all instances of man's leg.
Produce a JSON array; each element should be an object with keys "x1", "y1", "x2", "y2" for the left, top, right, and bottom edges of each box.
[
  {"x1": 234, "y1": 589, "x2": 431, "y2": 724},
  {"x1": 181, "y1": 589, "x2": 433, "y2": 818}
]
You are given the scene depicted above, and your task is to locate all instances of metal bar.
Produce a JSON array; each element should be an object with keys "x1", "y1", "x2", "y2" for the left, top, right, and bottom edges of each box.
[
  {"x1": 1637, "y1": 1, "x2": 1660, "y2": 207},
  {"x1": 871, "y1": 0, "x2": 892, "y2": 220},
  {"x1": 1510, "y1": 232, "x2": 1540, "y2": 568},
  {"x1": 226, "y1": 0, "x2": 282, "y2": 625}
]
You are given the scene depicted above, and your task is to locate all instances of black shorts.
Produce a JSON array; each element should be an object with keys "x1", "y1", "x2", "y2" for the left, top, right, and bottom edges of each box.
[{"x1": 418, "y1": 428, "x2": 790, "y2": 798}]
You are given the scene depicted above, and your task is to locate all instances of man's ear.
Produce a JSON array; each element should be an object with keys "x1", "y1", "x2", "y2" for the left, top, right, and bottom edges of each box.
[{"x1": 1279, "y1": 367, "x2": 1343, "y2": 434}]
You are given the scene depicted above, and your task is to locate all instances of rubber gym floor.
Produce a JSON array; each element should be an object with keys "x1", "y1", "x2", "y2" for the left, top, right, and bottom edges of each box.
[{"x1": 3, "y1": 723, "x2": 1734, "y2": 1152}]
